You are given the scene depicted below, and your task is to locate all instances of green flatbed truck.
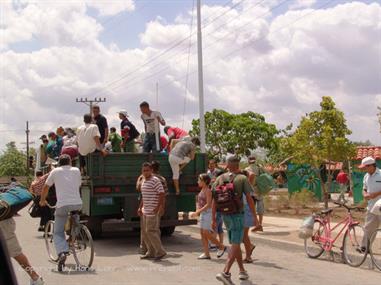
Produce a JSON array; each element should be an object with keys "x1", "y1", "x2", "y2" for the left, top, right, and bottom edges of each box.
[{"x1": 80, "y1": 152, "x2": 206, "y2": 237}]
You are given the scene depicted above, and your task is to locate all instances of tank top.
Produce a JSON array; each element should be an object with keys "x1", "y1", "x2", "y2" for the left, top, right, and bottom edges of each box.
[{"x1": 197, "y1": 188, "x2": 210, "y2": 209}]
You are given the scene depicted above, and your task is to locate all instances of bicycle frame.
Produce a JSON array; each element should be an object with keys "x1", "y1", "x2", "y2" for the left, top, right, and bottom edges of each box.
[{"x1": 315, "y1": 211, "x2": 359, "y2": 251}]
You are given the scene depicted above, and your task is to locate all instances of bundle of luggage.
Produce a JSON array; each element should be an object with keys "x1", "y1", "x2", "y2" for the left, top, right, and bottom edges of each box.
[{"x1": 0, "y1": 187, "x2": 33, "y2": 221}]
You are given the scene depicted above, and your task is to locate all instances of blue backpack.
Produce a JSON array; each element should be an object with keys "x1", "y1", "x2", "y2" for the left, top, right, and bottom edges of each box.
[{"x1": 0, "y1": 187, "x2": 33, "y2": 221}]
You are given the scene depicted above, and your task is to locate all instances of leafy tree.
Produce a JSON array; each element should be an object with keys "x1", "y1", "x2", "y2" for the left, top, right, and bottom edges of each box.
[
  {"x1": 281, "y1": 97, "x2": 355, "y2": 208},
  {"x1": 352, "y1": 139, "x2": 373, "y2": 146},
  {"x1": 0, "y1": 142, "x2": 28, "y2": 177},
  {"x1": 190, "y1": 109, "x2": 279, "y2": 159}
]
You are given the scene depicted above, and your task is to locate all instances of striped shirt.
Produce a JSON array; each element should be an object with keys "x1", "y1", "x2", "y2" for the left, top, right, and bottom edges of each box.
[{"x1": 141, "y1": 176, "x2": 165, "y2": 216}]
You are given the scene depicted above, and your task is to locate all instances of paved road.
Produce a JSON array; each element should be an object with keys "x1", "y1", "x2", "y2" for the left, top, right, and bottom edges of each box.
[{"x1": 12, "y1": 211, "x2": 380, "y2": 285}]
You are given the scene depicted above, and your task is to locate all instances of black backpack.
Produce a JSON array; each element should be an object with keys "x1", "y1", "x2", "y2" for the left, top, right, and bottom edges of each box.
[
  {"x1": 214, "y1": 174, "x2": 243, "y2": 215},
  {"x1": 128, "y1": 122, "x2": 140, "y2": 140}
]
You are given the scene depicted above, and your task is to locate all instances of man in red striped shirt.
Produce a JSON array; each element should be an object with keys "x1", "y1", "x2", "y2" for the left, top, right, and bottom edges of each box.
[{"x1": 138, "y1": 162, "x2": 166, "y2": 260}]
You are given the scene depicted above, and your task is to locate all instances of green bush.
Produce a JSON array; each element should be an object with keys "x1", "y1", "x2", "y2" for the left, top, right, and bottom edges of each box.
[{"x1": 290, "y1": 189, "x2": 317, "y2": 214}]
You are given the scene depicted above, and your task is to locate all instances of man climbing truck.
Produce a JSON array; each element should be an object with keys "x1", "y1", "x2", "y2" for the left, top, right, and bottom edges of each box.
[{"x1": 80, "y1": 152, "x2": 206, "y2": 238}]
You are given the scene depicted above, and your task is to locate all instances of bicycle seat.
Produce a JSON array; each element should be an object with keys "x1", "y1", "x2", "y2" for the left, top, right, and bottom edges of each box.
[
  {"x1": 321, "y1": 208, "x2": 333, "y2": 215},
  {"x1": 70, "y1": 210, "x2": 81, "y2": 215}
]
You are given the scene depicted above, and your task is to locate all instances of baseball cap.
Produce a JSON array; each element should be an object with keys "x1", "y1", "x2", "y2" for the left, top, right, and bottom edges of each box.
[
  {"x1": 118, "y1": 110, "x2": 129, "y2": 117},
  {"x1": 358, "y1": 157, "x2": 376, "y2": 169},
  {"x1": 48, "y1": 132, "x2": 56, "y2": 138}
]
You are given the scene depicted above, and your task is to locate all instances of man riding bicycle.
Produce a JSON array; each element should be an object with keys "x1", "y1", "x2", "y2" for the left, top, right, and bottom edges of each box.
[
  {"x1": 358, "y1": 157, "x2": 381, "y2": 251},
  {"x1": 40, "y1": 154, "x2": 82, "y2": 268}
]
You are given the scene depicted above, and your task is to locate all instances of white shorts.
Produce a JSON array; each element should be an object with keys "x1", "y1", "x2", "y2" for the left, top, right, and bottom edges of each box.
[{"x1": 169, "y1": 155, "x2": 191, "y2": 179}]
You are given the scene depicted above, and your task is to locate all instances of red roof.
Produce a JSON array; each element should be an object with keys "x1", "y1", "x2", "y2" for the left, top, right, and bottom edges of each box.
[{"x1": 355, "y1": 146, "x2": 381, "y2": 160}]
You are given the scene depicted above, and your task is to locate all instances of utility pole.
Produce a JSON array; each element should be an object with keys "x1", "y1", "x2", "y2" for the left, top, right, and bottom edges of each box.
[
  {"x1": 378, "y1": 106, "x2": 381, "y2": 133},
  {"x1": 26, "y1": 121, "x2": 29, "y2": 170},
  {"x1": 76, "y1": 97, "x2": 107, "y2": 114},
  {"x1": 155, "y1": 82, "x2": 160, "y2": 151},
  {"x1": 197, "y1": 0, "x2": 206, "y2": 153}
]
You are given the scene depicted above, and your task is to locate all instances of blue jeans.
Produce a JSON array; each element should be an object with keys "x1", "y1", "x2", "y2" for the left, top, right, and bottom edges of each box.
[
  {"x1": 54, "y1": 204, "x2": 82, "y2": 255},
  {"x1": 143, "y1": 133, "x2": 160, "y2": 153}
]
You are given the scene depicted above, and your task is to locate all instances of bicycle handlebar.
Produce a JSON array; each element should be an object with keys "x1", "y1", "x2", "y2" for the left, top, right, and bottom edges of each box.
[{"x1": 333, "y1": 201, "x2": 365, "y2": 212}]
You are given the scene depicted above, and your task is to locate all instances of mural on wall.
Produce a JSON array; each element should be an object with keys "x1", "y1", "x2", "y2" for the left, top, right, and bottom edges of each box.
[{"x1": 286, "y1": 164, "x2": 322, "y2": 200}]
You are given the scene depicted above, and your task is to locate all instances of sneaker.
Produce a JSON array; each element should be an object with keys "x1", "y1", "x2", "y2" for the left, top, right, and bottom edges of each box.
[
  {"x1": 57, "y1": 252, "x2": 67, "y2": 272},
  {"x1": 216, "y1": 272, "x2": 233, "y2": 285},
  {"x1": 198, "y1": 253, "x2": 211, "y2": 260},
  {"x1": 30, "y1": 277, "x2": 44, "y2": 285},
  {"x1": 239, "y1": 271, "x2": 249, "y2": 280},
  {"x1": 217, "y1": 246, "x2": 227, "y2": 258}
]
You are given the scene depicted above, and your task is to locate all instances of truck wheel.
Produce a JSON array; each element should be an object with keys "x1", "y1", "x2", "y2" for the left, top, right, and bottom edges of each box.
[
  {"x1": 86, "y1": 217, "x2": 103, "y2": 239},
  {"x1": 161, "y1": 226, "x2": 176, "y2": 236}
]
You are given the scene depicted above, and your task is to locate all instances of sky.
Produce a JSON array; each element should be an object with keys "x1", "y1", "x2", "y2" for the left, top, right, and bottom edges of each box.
[{"x1": 0, "y1": 0, "x2": 380, "y2": 151}]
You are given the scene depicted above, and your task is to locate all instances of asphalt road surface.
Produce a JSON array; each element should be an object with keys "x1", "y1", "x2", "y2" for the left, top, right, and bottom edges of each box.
[{"x1": 11, "y1": 211, "x2": 380, "y2": 285}]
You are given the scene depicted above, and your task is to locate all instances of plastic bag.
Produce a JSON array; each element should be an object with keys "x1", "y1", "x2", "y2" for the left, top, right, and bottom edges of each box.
[{"x1": 298, "y1": 215, "x2": 315, "y2": 239}]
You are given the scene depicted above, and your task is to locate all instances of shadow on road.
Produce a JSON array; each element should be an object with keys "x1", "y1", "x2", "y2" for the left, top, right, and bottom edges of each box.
[{"x1": 93, "y1": 230, "x2": 202, "y2": 258}]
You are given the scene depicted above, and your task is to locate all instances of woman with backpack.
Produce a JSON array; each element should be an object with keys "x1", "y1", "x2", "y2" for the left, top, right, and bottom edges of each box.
[{"x1": 191, "y1": 174, "x2": 227, "y2": 260}]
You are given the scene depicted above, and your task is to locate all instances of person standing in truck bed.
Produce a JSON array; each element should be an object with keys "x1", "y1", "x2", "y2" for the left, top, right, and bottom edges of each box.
[{"x1": 140, "y1": 101, "x2": 165, "y2": 153}]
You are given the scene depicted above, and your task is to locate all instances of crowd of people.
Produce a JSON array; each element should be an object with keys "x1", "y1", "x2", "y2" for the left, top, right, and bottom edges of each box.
[{"x1": 37, "y1": 101, "x2": 199, "y2": 194}]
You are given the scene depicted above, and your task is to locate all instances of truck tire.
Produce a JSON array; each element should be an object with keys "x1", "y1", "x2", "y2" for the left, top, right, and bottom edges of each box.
[
  {"x1": 161, "y1": 226, "x2": 176, "y2": 236},
  {"x1": 86, "y1": 217, "x2": 103, "y2": 239}
]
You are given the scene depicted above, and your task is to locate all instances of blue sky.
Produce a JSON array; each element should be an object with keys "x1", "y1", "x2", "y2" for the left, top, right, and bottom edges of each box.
[{"x1": 1, "y1": 0, "x2": 380, "y2": 149}]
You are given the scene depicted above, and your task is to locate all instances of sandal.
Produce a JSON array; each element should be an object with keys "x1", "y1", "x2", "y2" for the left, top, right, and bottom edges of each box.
[
  {"x1": 198, "y1": 253, "x2": 211, "y2": 260},
  {"x1": 249, "y1": 244, "x2": 256, "y2": 256},
  {"x1": 243, "y1": 257, "x2": 253, "y2": 263}
]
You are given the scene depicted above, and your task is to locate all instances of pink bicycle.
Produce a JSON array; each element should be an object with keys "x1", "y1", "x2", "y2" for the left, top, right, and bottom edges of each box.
[{"x1": 304, "y1": 201, "x2": 368, "y2": 267}]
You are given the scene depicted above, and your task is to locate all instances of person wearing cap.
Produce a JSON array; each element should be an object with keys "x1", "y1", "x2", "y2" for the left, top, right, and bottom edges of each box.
[
  {"x1": 92, "y1": 105, "x2": 109, "y2": 146},
  {"x1": 212, "y1": 155, "x2": 257, "y2": 284},
  {"x1": 245, "y1": 155, "x2": 264, "y2": 232},
  {"x1": 118, "y1": 110, "x2": 140, "y2": 153},
  {"x1": 46, "y1": 132, "x2": 63, "y2": 159},
  {"x1": 108, "y1": 127, "x2": 123, "y2": 152},
  {"x1": 359, "y1": 156, "x2": 381, "y2": 250}
]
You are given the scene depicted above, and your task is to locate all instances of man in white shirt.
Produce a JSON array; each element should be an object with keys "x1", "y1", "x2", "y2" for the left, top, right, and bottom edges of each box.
[
  {"x1": 76, "y1": 114, "x2": 107, "y2": 173},
  {"x1": 359, "y1": 156, "x2": 381, "y2": 251},
  {"x1": 40, "y1": 154, "x2": 83, "y2": 269},
  {"x1": 140, "y1": 101, "x2": 165, "y2": 153}
]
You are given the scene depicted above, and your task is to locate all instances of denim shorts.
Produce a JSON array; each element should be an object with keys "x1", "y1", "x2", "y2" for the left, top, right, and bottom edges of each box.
[
  {"x1": 200, "y1": 208, "x2": 212, "y2": 231},
  {"x1": 222, "y1": 213, "x2": 244, "y2": 244},
  {"x1": 256, "y1": 198, "x2": 265, "y2": 215},
  {"x1": 244, "y1": 204, "x2": 255, "y2": 228}
]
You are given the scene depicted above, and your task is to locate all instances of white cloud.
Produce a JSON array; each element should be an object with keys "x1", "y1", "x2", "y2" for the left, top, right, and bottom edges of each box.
[{"x1": 0, "y1": 0, "x2": 380, "y2": 150}]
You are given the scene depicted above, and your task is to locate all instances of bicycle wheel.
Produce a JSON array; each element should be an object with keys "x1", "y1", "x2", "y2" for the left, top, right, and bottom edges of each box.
[
  {"x1": 343, "y1": 224, "x2": 368, "y2": 267},
  {"x1": 304, "y1": 220, "x2": 325, "y2": 258},
  {"x1": 44, "y1": 220, "x2": 58, "y2": 262},
  {"x1": 370, "y1": 229, "x2": 381, "y2": 271},
  {"x1": 72, "y1": 224, "x2": 94, "y2": 269}
]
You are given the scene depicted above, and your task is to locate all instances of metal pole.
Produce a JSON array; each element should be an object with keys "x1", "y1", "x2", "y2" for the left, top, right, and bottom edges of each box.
[
  {"x1": 26, "y1": 121, "x2": 29, "y2": 170},
  {"x1": 197, "y1": 0, "x2": 206, "y2": 153},
  {"x1": 155, "y1": 82, "x2": 160, "y2": 151}
]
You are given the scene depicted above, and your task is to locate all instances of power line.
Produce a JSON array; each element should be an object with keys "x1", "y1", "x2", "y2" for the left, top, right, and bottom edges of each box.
[
  {"x1": 102, "y1": 0, "x2": 271, "y2": 94},
  {"x1": 182, "y1": 0, "x2": 196, "y2": 129},
  {"x1": 106, "y1": 0, "x2": 285, "y2": 93},
  {"x1": 90, "y1": 0, "x2": 246, "y2": 97}
]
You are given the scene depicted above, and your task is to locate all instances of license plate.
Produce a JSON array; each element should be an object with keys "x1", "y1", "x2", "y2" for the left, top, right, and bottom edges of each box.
[{"x1": 97, "y1": 197, "x2": 113, "y2": 206}]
